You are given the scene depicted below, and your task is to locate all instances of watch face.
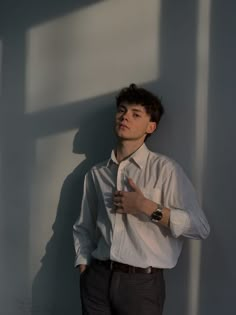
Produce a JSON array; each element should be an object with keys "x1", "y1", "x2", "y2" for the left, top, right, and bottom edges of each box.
[{"x1": 151, "y1": 210, "x2": 163, "y2": 222}]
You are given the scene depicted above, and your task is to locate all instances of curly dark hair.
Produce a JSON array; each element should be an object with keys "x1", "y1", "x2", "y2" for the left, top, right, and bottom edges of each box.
[{"x1": 116, "y1": 83, "x2": 164, "y2": 126}]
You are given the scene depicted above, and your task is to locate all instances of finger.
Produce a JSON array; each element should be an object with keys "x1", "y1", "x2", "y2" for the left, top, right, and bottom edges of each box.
[
  {"x1": 127, "y1": 178, "x2": 142, "y2": 193},
  {"x1": 116, "y1": 207, "x2": 125, "y2": 214},
  {"x1": 113, "y1": 196, "x2": 123, "y2": 203},
  {"x1": 114, "y1": 202, "x2": 122, "y2": 208},
  {"x1": 114, "y1": 201, "x2": 122, "y2": 207},
  {"x1": 113, "y1": 194, "x2": 121, "y2": 200},
  {"x1": 114, "y1": 190, "x2": 123, "y2": 197}
]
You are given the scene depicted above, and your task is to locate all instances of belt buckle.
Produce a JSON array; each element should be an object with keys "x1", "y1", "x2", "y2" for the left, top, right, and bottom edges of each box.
[
  {"x1": 146, "y1": 267, "x2": 152, "y2": 274},
  {"x1": 110, "y1": 261, "x2": 114, "y2": 270}
]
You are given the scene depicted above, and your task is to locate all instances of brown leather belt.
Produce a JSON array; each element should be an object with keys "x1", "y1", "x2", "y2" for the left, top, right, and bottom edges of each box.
[{"x1": 93, "y1": 259, "x2": 162, "y2": 274}]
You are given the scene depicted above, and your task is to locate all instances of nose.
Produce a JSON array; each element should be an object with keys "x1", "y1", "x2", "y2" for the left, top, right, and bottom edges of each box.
[{"x1": 120, "y1": 110, "x2": 129, "y2": 121}]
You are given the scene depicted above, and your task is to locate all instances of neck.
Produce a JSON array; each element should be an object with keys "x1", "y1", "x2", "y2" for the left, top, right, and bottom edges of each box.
[{"x1": 116, "y1": 139, "x2": 144, "y2": 163}]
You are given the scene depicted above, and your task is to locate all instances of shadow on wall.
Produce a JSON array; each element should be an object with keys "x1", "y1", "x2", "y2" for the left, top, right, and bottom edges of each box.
[{"x1": 32, "y1": 107, "x2": 115, "y2": 315}]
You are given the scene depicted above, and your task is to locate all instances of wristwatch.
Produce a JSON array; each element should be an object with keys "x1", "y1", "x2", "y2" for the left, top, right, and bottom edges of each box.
[{"x1": 150, "y1": 204, "x2": 164, "y2": 223}]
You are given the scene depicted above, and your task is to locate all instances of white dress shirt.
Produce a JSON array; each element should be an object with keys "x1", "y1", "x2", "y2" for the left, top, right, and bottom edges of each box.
[{"x1": 73, "y1": 144, "x2": 210, "y2": 269}]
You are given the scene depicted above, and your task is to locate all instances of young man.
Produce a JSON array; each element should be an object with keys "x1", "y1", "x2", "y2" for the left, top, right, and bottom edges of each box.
[{"x1": 73, "y1": 84, "x2": 210, "y2": 315}]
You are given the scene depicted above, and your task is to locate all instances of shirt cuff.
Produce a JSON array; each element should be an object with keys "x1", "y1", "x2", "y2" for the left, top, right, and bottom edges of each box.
[
  {"x1": 169, "y1": 209, "x2": 191, "y2": 238},
  {"x1": 74, "y1": 255, "x2": 92, "y2": 268}
]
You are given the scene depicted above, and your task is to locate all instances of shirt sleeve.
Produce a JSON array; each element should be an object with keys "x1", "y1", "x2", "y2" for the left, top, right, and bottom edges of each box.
[
  {"x1": 163, "y1": 163, "x2": 210, "y2": 239},
  {"x1": 73, "y1": 170, "x2": 98, "y2": 267}
]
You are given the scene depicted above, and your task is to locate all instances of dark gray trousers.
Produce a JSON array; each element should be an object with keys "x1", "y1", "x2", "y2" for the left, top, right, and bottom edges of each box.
[{"x1": 80, "y1": 261, "x2": 165, "y2": 315}]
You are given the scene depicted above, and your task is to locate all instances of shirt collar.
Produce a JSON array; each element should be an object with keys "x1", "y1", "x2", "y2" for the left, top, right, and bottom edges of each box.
[{"x1": 106, "y1": 143, "x2": 150, "y2": 169}]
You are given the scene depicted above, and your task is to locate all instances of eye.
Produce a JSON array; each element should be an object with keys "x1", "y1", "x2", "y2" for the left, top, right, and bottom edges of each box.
[
  {"x1": 117, "y1": 107, "x2": 125, "y2": 113},
  {"x1": 133, "y1": 113, "x2": 140, "y2": 118}
]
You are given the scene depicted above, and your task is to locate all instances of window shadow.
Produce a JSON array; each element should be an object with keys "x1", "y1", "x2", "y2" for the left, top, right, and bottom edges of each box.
[{"x1": 0, "y1": 1, "x2": 111, "y2": 314}]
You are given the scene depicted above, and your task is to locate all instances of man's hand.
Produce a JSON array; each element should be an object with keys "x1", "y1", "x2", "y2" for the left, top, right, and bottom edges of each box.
[
  {"x1": 114, "y1": 178, "x2": 170, "y2": 227},
  {"x1": 113, "y1": 178, "x2": 146, "y2": 215},
  {"x1": 79, "y1": 264, "x2": 88, "y2": 274}
]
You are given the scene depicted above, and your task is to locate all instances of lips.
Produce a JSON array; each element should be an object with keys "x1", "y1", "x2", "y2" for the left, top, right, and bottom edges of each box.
[{"x1": 119, "y1": 123, "x2": 129, "y2": 129}]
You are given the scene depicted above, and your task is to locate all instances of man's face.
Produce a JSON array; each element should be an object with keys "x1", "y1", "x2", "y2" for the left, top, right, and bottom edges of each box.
[{"x1": 115, "y1": 102, "x2": 156, "y2": 142}]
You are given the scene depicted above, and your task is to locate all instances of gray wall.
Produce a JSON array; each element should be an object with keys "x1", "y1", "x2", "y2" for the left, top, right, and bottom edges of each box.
[{"x1": 0, "y1": 1, "x2": 235, "y2": 314}]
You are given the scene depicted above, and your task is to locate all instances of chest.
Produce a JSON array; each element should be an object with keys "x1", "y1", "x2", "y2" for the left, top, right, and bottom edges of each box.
[{"x1": 94, "y1": 163, "x2": 164, "y2": 205}]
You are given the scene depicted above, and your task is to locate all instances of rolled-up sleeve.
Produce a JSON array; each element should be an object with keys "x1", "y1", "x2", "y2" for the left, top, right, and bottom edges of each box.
[
  {"x1": 73, "y1": 171, "x2": 97, "y2": 267},
  {"x1": 164, "y1": 164, "x2": 210, "y2": 239}
]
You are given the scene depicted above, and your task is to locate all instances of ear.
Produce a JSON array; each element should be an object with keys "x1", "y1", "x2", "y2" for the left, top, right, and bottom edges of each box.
[{"x1": 146, "y1": 121, "x2": 157, "y2": 134}]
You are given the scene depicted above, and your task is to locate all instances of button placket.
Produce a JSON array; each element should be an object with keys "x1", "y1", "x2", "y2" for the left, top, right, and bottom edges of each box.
[{"x1": 111, "y1": 161, "x2": 128, "y2": 259}]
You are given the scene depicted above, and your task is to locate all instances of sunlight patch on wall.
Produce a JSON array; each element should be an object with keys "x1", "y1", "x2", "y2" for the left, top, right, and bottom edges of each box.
[
  {"x1": 25, "y1": 0, "x2": 161, "y2": 113},
  {"x1": 29, "y1": 130, "x2": 84, "y2": 284},
  {"x1": 188, "y1": 1, "x2": 211, "y2": 315}
]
